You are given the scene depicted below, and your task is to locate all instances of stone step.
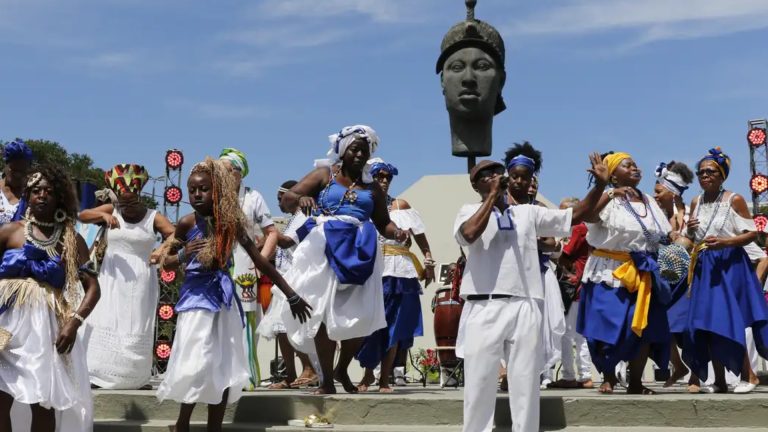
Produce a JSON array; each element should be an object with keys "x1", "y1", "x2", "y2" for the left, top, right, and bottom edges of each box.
[
  {"x1": 93, "y1": 421, "x2": 768, "y2": 432},
  {"x1": 93, "y1": 385, "x2": 768, "y2": 428}
]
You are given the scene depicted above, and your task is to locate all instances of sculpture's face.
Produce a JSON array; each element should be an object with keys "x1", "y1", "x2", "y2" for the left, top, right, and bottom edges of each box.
[{"x1": 441, "y1": 47, "x2": 503, "y2": 119}]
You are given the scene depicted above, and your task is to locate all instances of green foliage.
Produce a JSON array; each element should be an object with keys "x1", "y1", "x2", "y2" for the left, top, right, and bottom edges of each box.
[{"x1": 0, "y1": 138, "x2": 105, "y2": 186}]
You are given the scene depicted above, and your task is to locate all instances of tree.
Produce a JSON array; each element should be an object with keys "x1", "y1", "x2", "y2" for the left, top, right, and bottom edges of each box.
[{"x1": 0, "y1": 138, "x2": 158, "y2": 209}]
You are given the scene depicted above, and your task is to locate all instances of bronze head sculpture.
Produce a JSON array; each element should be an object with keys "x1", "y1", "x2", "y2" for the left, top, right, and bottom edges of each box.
[{"x1": 437, "y1": 0, "x2": 506, "y2": 159}]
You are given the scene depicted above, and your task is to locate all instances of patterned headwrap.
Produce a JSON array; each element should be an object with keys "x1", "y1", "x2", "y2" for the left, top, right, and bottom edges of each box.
[
  {"x1": 104, "y1": 164, "x2": 149, "y2": 195},
  {"x1": 368, "y1": 157, "x2": 398, "y2": 178},
  {"x1": 3, "y1": 139, "x2": 33, "y2": 163},
  {"x1": 506, "y1": 154, "x2": 537, "y2": 173},
  {"x1": 315, "y1": 125, "x2": 380, "y2": 184},
  {"x1": 603, "y1": 152, "x2": 632, "y2": 177},
  {"x1": 219, "y1": 147, "x2": 249, "y2": 178},
  {"x1": 699, "y1": 147, "x2": 730, "y2": 179},
  {"x1": 655, "y1": 162, "x2": 690, "y2": 196}
]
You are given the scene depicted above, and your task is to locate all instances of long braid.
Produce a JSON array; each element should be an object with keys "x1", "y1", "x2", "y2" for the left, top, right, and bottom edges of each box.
[{"x1": 191, "y1": 158, "x2": 245, "y2": 269}]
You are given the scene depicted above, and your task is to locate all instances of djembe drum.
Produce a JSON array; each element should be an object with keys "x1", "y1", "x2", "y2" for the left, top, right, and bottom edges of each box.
[{"x1": 432, "y1": 256, "x2": 466, "y2": 368}]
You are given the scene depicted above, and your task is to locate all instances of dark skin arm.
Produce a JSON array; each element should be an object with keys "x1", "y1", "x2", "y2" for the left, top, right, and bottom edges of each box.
[
  {"x1": 569, "y1": 153, "x2": 610, "y2": 224},
  {"x1": 78, "y1": 203, "x2": 119, "y2": 229},
  {"x1": 459, "y1": 176, "x2": 505, "y2": 245},
  {"x1": 56, "y1": 233, "x2": 101, "y2": 354},
  {"x1": 236, "y1": 228, "x2": 312, "y2": 323},
  {"x1": 280, "y1": 167, "x2": 330, "y2": 215},
  {"x1": 156, "y1": 214, "x2": 197, "y2": 270},
  {"x1": 370, "y1": 182, "x2": 407, "y2": 241}
]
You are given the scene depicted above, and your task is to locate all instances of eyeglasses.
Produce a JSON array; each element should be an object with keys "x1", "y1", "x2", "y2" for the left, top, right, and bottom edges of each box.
[{"x1": 696, "y1": 169, "x2": 719, "y2": 178}]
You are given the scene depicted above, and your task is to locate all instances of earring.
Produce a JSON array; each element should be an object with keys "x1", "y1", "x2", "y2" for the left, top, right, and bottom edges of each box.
[{"x1": 54, "y1": 209, "x2": 67, "y2": 223}]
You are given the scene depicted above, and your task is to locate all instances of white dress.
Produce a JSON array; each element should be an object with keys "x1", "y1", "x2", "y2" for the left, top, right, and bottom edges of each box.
[
  {"x1": 84, "y1": 210, "x2": 158, "y2": 389},
  {"x1": 0, "y1": 189, "x2": 19, "y2": 226}
]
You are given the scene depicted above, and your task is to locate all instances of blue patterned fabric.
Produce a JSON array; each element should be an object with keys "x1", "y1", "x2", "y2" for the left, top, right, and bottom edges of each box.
[
  {"x1": 175, "y1": 215, "x2": 243, "y2": 323},
  {"x1": 682, "y1": 246, "x2": 768, "y2": 381},
  {"x1": 356, "y1": 276, "x2": 423, "y2": 369},
  {"x1": 317, "y1": 179, "x2": 374, "y2": 222}
]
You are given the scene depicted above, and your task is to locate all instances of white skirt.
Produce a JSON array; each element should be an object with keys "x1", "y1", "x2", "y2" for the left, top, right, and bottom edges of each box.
[
  {"x1": 258, "y1": 287, "x2": 288, "y2": 339},
  {"x1": 0, "y1": 297, "x2": 92, "y2": 431},
  {"x1": 156, "y1": 305, "x2": 249, "y2": 405},
  {"x1": 273, "y1": 217, "x2": 386, "y2": 355},
  {"x1": 541, "y1": 265, "x2": 566, "y2": 372}
]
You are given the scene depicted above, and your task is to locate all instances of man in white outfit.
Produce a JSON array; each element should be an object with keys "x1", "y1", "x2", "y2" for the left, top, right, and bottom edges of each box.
[{"x1": 455, "y1": 157, "x2": 607, "y2": 432}]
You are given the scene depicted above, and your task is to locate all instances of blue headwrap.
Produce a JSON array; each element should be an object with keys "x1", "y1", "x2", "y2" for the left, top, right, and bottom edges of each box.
[
  {"x1": 369, "y1": 158, "x2": 398, "y2": 178},
  {"x1": 506, "y1": 155, "x2": 536, "y2": 172},
  {"x1": 3, "y1": 139, "x2": 33, "y2": 163},
  {"x1": 699, "y1": 147, "x2": 730, "y2": 179}
]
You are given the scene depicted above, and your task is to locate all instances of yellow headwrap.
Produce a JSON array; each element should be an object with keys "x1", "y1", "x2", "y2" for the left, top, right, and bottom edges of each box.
[{"x1": 603, "y1": 152, "x2": 633, "y2": 177}]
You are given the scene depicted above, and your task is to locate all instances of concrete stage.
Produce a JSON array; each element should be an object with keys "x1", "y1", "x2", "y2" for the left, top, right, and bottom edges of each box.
[{"x1": 92, "y1": 383, "x2": 768, "y2": 431}]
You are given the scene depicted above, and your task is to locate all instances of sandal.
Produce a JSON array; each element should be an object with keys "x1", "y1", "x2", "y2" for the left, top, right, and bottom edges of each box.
[
  {"x1": 291, "y1": 375, "x2": 320, "y2": 388},
  {"x1": 627, "y1": 385, "x2": 657, "y2": 395}
]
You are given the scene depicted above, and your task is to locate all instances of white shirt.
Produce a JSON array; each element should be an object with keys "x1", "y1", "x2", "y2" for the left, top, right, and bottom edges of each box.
[
  {"x1": 381, "y1": 208, "x2": 426, "y2": 279},
  {"x1": 232, "y1": 189, "x2": 274, "y2": 311},
  {"x1": 453, "y1": 203, "x2": 572, "y2": 300},
  {"x1": 694, "y1": 194, "x2": 766, "y2": 262},
  {"x1": 275, "y1": 210, "x2": 308, "y2": 275},
  {"x1": 583, "y1": 195, "x2": 672, "y2": 287}
]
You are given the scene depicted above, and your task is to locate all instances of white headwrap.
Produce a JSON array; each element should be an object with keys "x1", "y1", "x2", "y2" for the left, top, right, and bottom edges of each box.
[
  {"x1": 655, "y1": 162, "x2": 690, "y2": 196},
  {"x1": 314, "y1": 125, "x2": 380, "y2": 184}
]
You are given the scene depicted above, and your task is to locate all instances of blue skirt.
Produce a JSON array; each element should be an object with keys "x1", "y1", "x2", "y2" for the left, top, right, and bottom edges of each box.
[
  {"x1": 577, "y1": 280, "x2": 671, "y2": 374},
  {"x1": 356, "y1": 276, "x2": 423, "y2": 369},
  {"x1": 666, "y1": 278, "x2": 690, "y2": 337},
  {"x1": 682, "y1": 247, "x2": 768, "y2": 381}
]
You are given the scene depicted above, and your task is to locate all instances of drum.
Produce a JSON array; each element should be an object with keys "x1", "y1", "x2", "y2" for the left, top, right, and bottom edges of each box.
[{"x1": 433, "y1": 287, "x2": 463, "y2": 367}]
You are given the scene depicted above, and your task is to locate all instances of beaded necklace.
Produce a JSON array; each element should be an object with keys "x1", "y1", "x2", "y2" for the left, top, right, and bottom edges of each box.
[
  {"x1": 693, "y1": 190, "x2": 727, "y2": 241},
  {"x1": 620, "y1": 195, "x2": 669, "y2": 246},
  {"x1": 317, "y1": 172, "x2": 364, "y2": 216},
  {"x1": 24, "y1": 218, "x2": 63, "y2": 258}
]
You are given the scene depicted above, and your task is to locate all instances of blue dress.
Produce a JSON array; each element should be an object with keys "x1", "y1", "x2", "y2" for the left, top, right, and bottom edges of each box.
[
  {"x1": 681, "y1": 199, "x2": 768, "y2": 381},
  {"x1": 156, "y1": 214, "x2": 250, "y2": 405},
  {"x1": 356, "y1": 202, "x2": 425, "y2": 370}
]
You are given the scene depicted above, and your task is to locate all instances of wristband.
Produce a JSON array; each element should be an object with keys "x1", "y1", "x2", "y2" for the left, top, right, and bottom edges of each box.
[
  {"x1": 607, "y1": 189, "x2": 615, "y2": 200},
  {"x1": 71, "y1": 312, "x2": 85, "y2": 324}
]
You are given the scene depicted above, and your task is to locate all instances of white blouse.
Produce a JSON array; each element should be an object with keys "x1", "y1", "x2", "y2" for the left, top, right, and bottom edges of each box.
[
  {"x1": 693, "y1": 194, "x2": 766, "y2": 261},
  {"x1": 380, "y1": 208, "x2": 427, "y2": 279},
  {"x1": 583, "y1": 195, "x2": 672, "y2": 287}
]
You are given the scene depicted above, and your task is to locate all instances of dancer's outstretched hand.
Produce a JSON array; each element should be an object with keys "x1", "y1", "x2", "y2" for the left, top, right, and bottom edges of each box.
[
  {"x1": 290, "y1": 297, "x2": 313, "y2": 324},
  {"x1": 588, "y1": 152, "x2": 610, "y2": 186}
]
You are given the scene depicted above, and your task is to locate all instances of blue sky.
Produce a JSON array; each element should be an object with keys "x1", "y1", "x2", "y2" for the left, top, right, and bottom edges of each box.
[{"x1": 2, "y1": 0, "x2": 768, "y2": 214}]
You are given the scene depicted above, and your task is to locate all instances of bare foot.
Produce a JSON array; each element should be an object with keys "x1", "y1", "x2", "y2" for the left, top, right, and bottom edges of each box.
[
  {"x1": 626, "y1": 385, "x2": 657, "y2": 395},
  {"x1": 598, "y1": 381, "x2": 615, "y2": 394},
  {"x1": 378, "y1": 386, "x2": 394, "y2": 393},
  {"x1": 664, "y1": 366, "x2": 689, "y2": 388},
  {"x1": 687, "y1": 384, "x2": 701, "y2": 393},
  {"x1": 334, "y1": 368, "x2": 359, "y2": 394},
  {"x1": 579, "y1": 379, "x2": 594, "y2": 389}
]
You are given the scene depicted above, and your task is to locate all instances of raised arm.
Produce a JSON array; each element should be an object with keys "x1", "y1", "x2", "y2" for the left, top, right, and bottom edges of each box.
[
  {"x1": 571, "y1": 153, "x2": 609, "y2": 224},
  {"x1": 78, "y1": 204, "x2": 119, "y2": 229},
  {"x1": 459, "y1": 176, "x2": 504, "y2": 244}
]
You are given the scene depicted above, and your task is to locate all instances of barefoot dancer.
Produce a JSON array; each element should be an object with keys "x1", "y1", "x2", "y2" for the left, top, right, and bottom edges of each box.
[
  {"x1": 577, "y1": 152, "x2": 674, "y2": 395},
  {"x1": 156, "y1": 158, "x2": 310, "y2": 432},
  {"x1": 682, "y1": 148, "x2": 768, "y2": 394},
  {"x1": 0, "y1": 166, "x2": 100, "y2": 432},
  {"x1": 276, "y1": 125, "x2": 407, "y2": 395},
  {"x1": 456, "y1": 154, "x2": 607, "y2": 432},
  {"x1": 356, "y1": 159, "x2": 436, "y2": 393}
]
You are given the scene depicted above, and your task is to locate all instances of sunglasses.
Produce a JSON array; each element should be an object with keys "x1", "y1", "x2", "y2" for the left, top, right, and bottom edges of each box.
[
  {"x1": 696, "y1": 168, "x2": 720, "y2": 178},
  {"x1": 374, "y1": 172, "x2": 393, "y2": 181},
  {"x1": 476, "y1": 167, "x2": 505, "y2": 180}
]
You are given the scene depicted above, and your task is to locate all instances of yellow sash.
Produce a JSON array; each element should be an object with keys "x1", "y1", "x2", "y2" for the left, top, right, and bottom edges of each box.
[
  {"x1": 382, "y1": 244, "x2": 424, "y2": 279},
  {"x1": 686, "y1": 242, "x2": 708, "y2": 296},
  {"x1": 591, "y1": 249, "x2": 651, "y2": 337}
]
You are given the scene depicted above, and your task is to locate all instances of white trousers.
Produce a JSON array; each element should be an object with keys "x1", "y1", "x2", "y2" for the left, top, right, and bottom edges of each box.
[
  {"x1": 560, "y1": 300, "x2": 592, "y2": 382},
  {"x1": 457, "y1": 297, "x2": 542, "y2": 432}
]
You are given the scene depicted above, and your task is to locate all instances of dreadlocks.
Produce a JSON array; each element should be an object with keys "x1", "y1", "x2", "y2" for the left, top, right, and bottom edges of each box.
[{"x1": 190, "y1": 158, "x2": 247, "y2": 269}]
